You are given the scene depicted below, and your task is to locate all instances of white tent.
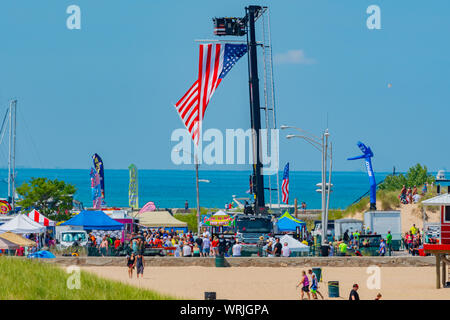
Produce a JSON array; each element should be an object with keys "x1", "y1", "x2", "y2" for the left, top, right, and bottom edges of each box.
[
  {"x1": 0, "y1": 214, "x2": 46, "y2": 234},
  {"x1": 279, "y1": 234, "x2": 309, "y2": 252}
]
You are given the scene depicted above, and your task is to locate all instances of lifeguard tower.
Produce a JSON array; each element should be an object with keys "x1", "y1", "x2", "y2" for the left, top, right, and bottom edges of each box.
[{"x1": 422, "y1": 189, "x2": 450, "y2": 288}]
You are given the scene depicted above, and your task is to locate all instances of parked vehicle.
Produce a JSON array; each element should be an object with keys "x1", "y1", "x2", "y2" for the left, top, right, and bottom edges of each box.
[
  {"x1": 364, "y1": 211, "x2": 401, "y2": 240},
  {"x1": 334, "y1": 218, "x2": 363, "y2": 240},
  {"x1": 235, "y1": 214, "x2": 274, "y2": 256},
  {"x1": 311, "y1": 220, "x2": 335, "y2": 242},
  {"x1": 55, "y1": 226, "x2": 88, "y2": 247}
]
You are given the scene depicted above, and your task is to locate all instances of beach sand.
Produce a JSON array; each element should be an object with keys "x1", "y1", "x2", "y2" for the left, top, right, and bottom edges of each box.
[{"x1": 82, "y1": 266, "x2": 450, "y2": 300}]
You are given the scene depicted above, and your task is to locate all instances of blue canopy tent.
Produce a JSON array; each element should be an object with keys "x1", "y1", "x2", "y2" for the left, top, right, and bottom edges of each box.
[
  {"x1": 61, "y1": 211, "x2": 123, "y2": 230},
  {"x1": 276, "y1": 212, "x2": 306, "y2": 232}
]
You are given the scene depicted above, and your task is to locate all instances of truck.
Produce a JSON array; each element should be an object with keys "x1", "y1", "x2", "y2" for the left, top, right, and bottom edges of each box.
[
  {"x1": 364, "y1": 210, "x2": 402, "y2": 240},
  {"x1": 235, "y1": 213, "x2": 274, "y2": 256},
  {"x1": 55, "y1": 226, "x2": 88, "y2": 247},
  {"x1": 311, "y1": 220, "x2": 335, "y2": 242},
  {"x1": 334, "y1": 218, "x2": 364, "y2": 240}
]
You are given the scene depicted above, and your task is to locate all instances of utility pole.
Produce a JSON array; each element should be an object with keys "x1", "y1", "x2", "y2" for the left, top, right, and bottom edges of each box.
[{"x1": 246, "y1": 5, "x2": 265, "y2": 214}]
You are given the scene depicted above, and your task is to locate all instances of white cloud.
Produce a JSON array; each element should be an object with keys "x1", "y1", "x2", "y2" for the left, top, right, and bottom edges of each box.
[{"x1": 273, "y1": 50, "x2": 316, "y2": 65}]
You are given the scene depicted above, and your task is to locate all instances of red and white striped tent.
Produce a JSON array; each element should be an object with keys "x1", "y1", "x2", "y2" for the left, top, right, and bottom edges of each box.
[{"x1": 27, "y1": 209, "x2": 55, "y2": 227}]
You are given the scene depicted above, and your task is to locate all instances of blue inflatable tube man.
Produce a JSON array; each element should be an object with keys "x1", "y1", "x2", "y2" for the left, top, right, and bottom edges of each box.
[{"x1": 348, "y1": 141, "x2": 377, "y2": 210}]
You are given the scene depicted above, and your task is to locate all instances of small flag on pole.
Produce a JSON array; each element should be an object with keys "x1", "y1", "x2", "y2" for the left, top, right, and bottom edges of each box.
[{"x1": 282, "y1": 163, "x2": 289, "y2": 204}]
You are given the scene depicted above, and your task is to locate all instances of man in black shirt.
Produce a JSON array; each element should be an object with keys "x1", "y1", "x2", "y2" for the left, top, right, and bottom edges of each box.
[
  {"x1": 195, "y1": 234, "x2": 203, "y2": 249},
  {"x1": 273, "y1": 238, "x2": 283, "y2": 257},
  {"x1": 349, "y1": 284, "x2": 360, "y2": 300},
  {"x1": 218, "y1": 235, "x2": 227, "y2": 257},
  {"x1": 320, "y1": 241, "x2": 330, "y2": 257},
  {"x1": 343, "y1": 230, "x2": 350, "y2": 243}
]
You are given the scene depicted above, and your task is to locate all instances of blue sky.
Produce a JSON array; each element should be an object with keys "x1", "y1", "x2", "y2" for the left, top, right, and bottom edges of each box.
[{"x1": 0, "y1": 0, "x2": 449, "y2": 173}]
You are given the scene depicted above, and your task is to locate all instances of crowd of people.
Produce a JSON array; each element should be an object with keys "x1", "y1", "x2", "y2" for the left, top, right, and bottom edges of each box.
[
  {"x1": 401, "y1": 224, "x2": 426, "y2": 256},
  {"x1": 398, "y1": 183, "x2": 430, "y2": 204}
]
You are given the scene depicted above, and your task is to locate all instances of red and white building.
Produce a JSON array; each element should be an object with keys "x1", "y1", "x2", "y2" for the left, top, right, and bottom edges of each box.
[{"x1": 423, "y1": 192, "x2": 450, "y2": 288}]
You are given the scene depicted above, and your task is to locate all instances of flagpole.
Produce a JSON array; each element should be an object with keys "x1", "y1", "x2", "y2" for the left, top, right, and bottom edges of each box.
[{"x1": 195, "y1": 153, "x2": 201, "y2": 235}]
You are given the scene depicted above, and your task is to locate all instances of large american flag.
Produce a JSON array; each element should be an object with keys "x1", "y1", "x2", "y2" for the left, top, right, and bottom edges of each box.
[
  {"x1": 175, "y1": 43, "x2": 247, "y2": 145},
  {"x1": 282, "y1": 163, "x2": 289, "y2": 204}
]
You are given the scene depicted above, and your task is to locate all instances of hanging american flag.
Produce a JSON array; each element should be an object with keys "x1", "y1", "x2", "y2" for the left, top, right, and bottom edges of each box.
[
  {"x1": 175, "y1": 43, "x2": 247, "y2": 144},
  {"x1": 282, "y1": 163, "x2": 289, "y2": 204}
]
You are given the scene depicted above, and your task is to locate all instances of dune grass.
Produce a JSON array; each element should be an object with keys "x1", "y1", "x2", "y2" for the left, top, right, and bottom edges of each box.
[
  {"x1": 0, "y1": 257, "x2": 174, "y2": 300},
  {"x1": 377, "y1": 189, "x2": 400, "y2": 210}
]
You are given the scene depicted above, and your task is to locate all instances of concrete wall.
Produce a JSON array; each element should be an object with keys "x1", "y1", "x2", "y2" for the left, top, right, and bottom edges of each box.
[{"x1": 39, "y1": 256, "x2": 435, "y2": 268}]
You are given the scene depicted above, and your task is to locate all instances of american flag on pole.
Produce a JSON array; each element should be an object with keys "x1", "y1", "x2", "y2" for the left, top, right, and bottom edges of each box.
[
  {"x1": 174, "y1": 43, "x2": 247, "y2": 144},
  {"x1": 282, "y1": 163, "x2": 289, "y2": 204}
]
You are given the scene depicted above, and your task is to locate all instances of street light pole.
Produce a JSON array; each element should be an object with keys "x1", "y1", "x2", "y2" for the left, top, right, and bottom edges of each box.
[
  {"x1": 321, "y1": 132, "x2": 326, "y2": 245},
  {"x1": 283, "y1": 126, "x2": 331, "y2": 246}
]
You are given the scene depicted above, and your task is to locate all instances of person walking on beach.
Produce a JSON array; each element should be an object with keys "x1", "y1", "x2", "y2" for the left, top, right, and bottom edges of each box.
[
  {"x1": 349, "y1": 284, "x2": 360, "y2": 300},
  {"x1": 136, "y1": 253, "x2": 145, "y2": 278},
  {"x1": 127, "y1": 253, "x2": 136, "y2": 279},
  {"x1": 308, "y1": 269, "x2": 324, "y2": 300},
  {"x1": 185, "y1": 200, "x2": 189, "y2": 212},
  {"x1": 296, "y1": 270, "x2": 311, "y2": 300}
]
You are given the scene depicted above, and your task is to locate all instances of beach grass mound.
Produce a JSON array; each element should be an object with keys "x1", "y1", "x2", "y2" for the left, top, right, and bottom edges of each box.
[{"x1": 0, "y1": 257, "x2": 174, "y2": 300}]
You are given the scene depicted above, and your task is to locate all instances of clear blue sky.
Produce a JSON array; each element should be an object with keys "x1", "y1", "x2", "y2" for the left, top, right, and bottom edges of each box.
[{"x1": 0, "y1": 0, "x2": 449, "y2": 173}]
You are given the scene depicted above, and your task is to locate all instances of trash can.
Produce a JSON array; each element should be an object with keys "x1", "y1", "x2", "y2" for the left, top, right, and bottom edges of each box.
[
  {"x1": 328, "y1": 281, "x2": 340, "y2": 298},
  {"x1": 312, "y1": 267, "x2": 322, "y2": 282},
  {"x1": 215, "y1": 255, "x2": 226, "y2": 267},
  {"x1": 205, "y1": 292, "x2": 216, "y2": 300}
]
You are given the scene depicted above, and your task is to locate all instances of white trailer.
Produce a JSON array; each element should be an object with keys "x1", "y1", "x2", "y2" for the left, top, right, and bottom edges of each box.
[
  {"x1": 364, "y1": 210, "x2": 401, "y2": 240},
  {"x1": 334, "y1": 218, "x2": 363, "y2": 240}
]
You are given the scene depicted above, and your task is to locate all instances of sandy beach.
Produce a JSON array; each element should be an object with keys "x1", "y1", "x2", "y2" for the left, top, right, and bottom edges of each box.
[{"x1": 82, "y1": 265, "x2": 450, "y2": 300}]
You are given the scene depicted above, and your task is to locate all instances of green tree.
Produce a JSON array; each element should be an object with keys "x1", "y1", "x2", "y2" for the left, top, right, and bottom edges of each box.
[
  {"x1": 380, "y1": 163, "x2": 434, "y2": 190},
  {"x1": 16, "y1": 177, "x2": 77, "y2": 221}
]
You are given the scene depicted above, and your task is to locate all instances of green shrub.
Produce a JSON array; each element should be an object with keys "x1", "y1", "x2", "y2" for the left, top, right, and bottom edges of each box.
[{"x1": 380, "y1": 163, "x2": 435, "y2": 191}]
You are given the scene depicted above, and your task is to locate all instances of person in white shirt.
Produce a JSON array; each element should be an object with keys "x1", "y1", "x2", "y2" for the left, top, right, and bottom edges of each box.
[
  {"x1": 281, "y1": 242, "x2": 291, "y2": 257},
  {"x1": 232, "y1": 239, "x2": 242, "y2": 257},
  {"x1": 413, "y1": 193, "x2": 421, "y2": 203},
  {"x1": 182, "y1": 243, "x2": 192, "y2": 257}
]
